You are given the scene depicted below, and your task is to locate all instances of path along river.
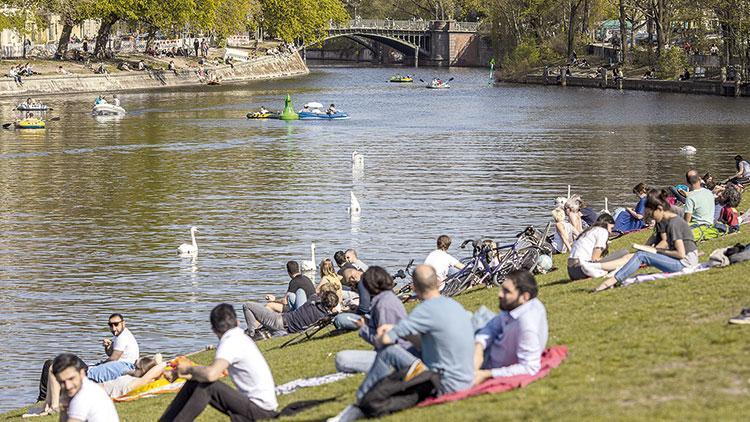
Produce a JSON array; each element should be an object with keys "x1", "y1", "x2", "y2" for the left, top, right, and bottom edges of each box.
[{"x1": 1, "y1": 66, "x2": 749, "y2": 410}]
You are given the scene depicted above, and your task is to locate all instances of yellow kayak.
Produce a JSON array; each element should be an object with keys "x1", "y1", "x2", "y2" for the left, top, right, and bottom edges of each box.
[
  {"x1": 15, "y1": 118, "x2": 46, "y2": 129},
  {"x1": 247, "y1": 111, "x2": 280, "y2": 119},
  {"x1": 389, "y1": 76, "x2": 413, "y2": 83}
]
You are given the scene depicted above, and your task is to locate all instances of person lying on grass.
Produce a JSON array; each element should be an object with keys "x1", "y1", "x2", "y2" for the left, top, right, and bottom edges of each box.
[
  {"x1": 473, "y1": 270, "x2": 548, "y2": 385},
  {"x1": 330, "y1": 264, "x2": 474, "y2": 421},
  {"x1": 244, "y1": 290, "x2": 339, "y2": 340},
  {"x1": 335, "y1": 266, "x2": 412, "y2": 374},
  {"x1": 160, "y1": 303, "x2": 278, "y2": 422},
  {"x1": 596, "y1": 189, "x2": 699, "y2": 291},
  {"x1": 567, "y1": 214, "x2": 633, "y2": 281},
  {"x1": 29, "y1": 355, "x2": 166, "y2": 416}
]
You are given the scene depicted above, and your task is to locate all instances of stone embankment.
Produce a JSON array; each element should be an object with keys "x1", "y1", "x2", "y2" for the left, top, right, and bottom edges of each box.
[
  {"x1": 0, "y1": 52, "x2": 308, "y2": 98},
  {"x1": 503, "y1": 72, "x2": 747, "y2": 97}
]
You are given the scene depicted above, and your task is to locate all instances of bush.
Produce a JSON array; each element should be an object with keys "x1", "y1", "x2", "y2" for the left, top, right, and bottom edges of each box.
[
  {"x1": 657, "y1": 47, "x2": 689, "y2": 79},
  {"x1": 500, "y1": 38, "x2": 559, "y2": 78}
]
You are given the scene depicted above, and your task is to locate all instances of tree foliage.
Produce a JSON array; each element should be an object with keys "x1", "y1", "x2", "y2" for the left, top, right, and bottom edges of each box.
[{"x1": 260, "y1": 0, "x2": 348, "y2": 43}]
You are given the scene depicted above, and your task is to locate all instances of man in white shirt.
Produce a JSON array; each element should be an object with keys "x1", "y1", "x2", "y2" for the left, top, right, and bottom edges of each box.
[
  {"x1": 52, "y1": 353, "x2": 119, "y2": 422},
  {"x1": 87, "y1": 313, "x2": 140, "y2": 383},
  {"x1": 473, "y1": 270, "x2": 548, "y2": 385},
  {"x1": 345, "y1": 249, "x2": 368, "y2": 272},
  {"x1": 424, "y1": 235, "x2": 465, "y2": 286},
  {"x1": 160, "y1": 303, "x2": 278, "y2": 421}
]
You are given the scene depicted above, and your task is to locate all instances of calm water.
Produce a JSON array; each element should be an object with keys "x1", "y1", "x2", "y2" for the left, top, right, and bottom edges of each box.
[{"x1": 1, "y1": 66, "x2": 749, "y2": 410}]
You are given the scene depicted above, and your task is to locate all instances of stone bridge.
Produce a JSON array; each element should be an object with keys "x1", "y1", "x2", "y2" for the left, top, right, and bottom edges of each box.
[{"x1": 310, "y1": 19, "x2": 490, "y2": 67}]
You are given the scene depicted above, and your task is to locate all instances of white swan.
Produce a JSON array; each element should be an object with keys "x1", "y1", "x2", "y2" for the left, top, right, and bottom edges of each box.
[
  {"x1": 352, "y1": 151, "x2": 364, "y2": 169},
  {"x1": 600, "y1": 197, "x2": 611, "y2": 215},
  {"x1": 178, "y1": 226, "x2": 198, "y2": 256},
  {"x1": 347, "y1": 191, "x2": 361, "y2": 215},
  {"x1": 680, "y1": 145, "x2": 697, "y2": 154},
  {"x1": 300, "y1": 242, "x2": 317, "y2": 273}
]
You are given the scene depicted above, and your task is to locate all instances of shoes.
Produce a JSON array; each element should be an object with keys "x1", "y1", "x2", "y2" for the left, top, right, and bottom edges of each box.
[
  {"x1": 404, "y1": 359, "x2": 427, "y2": 382},
  {"x1": 327, "y1": 404, "x2": 364, "y2": 422},
  {"x1": 729, "y1": 307, "x2": 750, "y2": 325}
]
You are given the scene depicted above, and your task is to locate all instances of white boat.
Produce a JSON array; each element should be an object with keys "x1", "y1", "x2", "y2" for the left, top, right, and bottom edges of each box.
[
  {"x1": 92, "y1": 103, "x2": 127, "y2": 116},
  {"x1": 17, "y1": 103, "x2": 49, "y2": 111}
]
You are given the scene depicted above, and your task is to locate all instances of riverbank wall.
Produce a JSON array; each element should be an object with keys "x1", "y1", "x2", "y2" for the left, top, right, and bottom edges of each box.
[
  {"x1": 503, "y1": 73, "x2": 748, "y2": 97},
  {"x1": 0, "y1": 52, "x2": 308, "y2": 98}
]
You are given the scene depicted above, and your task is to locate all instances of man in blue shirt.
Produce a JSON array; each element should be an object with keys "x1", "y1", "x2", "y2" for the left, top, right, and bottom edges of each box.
[
  {"x1": 330, "y1": 265, "x2": 474, "y2": 421},
  {"x1": 473, "y1": 270, "x2": 548, "y2": 385}
]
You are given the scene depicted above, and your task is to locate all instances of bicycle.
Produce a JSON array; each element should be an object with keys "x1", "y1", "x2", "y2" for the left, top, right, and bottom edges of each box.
[{"x1": 441, "y1": 223, "x2": 553, "y2": 297}]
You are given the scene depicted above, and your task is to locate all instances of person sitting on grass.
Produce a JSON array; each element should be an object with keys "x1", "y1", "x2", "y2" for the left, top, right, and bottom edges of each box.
[
  {"x1": 330, "y1": 265, "x2": 474, "y2": 421},
  {"x1": 424, "y1": 234, "x2": 465, "y2": 287},
  {"x1": 335, "y1": 266, "x2": 412, "y2": 374},
  {"x1": 727, "y1": 155, "x2": 750, "y2": 186},
  {"x1": 345, "y1": 248, "x2": 369, "y2": 272},
  {"x1": 160, "y1": 303, "x2": 278, "y2": 421},
  {"x1": 332, "y1": 266, "x2": 369, "y2": 331},
  {"x1": 613, "y1": 182, "x2": 648, "y2": 233},
  {"x1": 317, "y1": 258, "x2": 344, "y2": 306},
  {"x1": 86, "y1": 313, "x2": 140, "y2": 383},
  {"x1": 265, "y1": 261, "x2": 316, "y2": 313},
  {"x1": 473, "y1": 270, "x2": 548, "y2": 385},
  {"x1": 551, "y1": 207, "x2": 577, "y2": 254},
  {"x1": 596, "y1": 190, "x2": 699, "y2": 291},
  {"x1": 715, "y1": 184, "x2": 741, "y2": 233},
  {"x1": 684, "y1": 169, "x2": 715, "y2": 228},
  {"x1": 567, "y1": 214, "x2": 633, "y2": 280},
  {"x1": 54, "y1": 353, "x2": 119, "y2": 422},
  {"x1": 243, "y1": 290, "x2": 339, "y2": 340}
]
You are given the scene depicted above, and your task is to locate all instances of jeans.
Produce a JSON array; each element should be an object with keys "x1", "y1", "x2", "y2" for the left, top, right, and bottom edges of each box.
[
  {"x1": 332, "y1": 312, "x2": 360, "y2": 331},
  {"x1": 614, "y1": 250, "x2": 686, "y2": 283},
  {"x1": 243, "y1": 302, "x2": 285, "y2": 336},
  {"x1": 87, "y1": 360, "x2": 134, "y2": 383},
  {"x1": 159, "y1": 380, "x2": 277, "y2": 422},
  {"x1": 356, "y1": 345, "x2": 418, "y2": 401},
  {"x1": 286, "y1": 289, "x2": 307, "y2": 311},
  {"x1": 335, "y1": 350, "x2": 377, "y2": 373}
]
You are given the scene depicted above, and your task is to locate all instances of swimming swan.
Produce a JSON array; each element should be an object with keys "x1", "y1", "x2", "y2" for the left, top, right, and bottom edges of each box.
[
  {"x1": 347, "y1": 191, "x2": 361, "y2": 215},
  {"x1": 301, "y1": 243, "x2": 317, "y2": 273},
  {"x1": 680, "y1": 145, "x2": 697, "y2": 154},
  {"x1": 178, "y1": 226, "x2": 199, "y2": 256},
  {"x1": 352, "y1": 151, "x2": 364, "y2": 169}
]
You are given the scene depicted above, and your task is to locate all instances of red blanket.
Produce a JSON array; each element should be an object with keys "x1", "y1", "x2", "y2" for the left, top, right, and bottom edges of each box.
[{"x1": 418, "y1": 345, "x2": 568, "y2": 407}]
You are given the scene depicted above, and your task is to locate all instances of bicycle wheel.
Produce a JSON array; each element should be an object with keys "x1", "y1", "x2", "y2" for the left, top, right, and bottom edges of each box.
[{"x1": 516, "y1": 246, "x2": 542, "y2": 273}]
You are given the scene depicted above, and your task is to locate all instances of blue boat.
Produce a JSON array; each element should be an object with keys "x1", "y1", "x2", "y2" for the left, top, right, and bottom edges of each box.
[{"x1": 298, "y1": 111, "x2": 350, "y2": 120}]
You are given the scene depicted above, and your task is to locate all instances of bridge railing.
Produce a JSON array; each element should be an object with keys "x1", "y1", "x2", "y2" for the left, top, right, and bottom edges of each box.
[
  {"x1": 329, "y1": 19, "x2": 482, "y2": 32},
  {"x1": 330, "y1": 19, "x2": 429, "y2": 31}
]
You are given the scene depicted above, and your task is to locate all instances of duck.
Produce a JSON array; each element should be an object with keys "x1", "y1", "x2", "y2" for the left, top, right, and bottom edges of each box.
[
  {"x1": 300, "y1": 243, "x2": 317, "y2": 273},
  {"x1": 178, "y1": 226, "x2": 199, "y2": 256}
]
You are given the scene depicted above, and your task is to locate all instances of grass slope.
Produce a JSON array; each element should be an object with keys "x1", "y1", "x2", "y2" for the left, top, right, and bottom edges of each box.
[{"x1": 4, "y1": 217, "x2": 750, "y2": 421}]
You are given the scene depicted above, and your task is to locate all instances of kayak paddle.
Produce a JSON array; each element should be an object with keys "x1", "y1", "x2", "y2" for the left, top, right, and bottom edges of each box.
[{"x1": 2, "y1": 123, "x2": 12, "y2": 129}]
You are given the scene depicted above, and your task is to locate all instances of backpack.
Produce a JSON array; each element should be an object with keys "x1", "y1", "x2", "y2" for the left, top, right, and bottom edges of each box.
[{"x1": 358, "y1": 367, "x2": 441, "y2": 417}]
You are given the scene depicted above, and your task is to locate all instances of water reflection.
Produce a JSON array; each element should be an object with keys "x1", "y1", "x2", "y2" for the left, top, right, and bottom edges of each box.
[{"x1": 1, "y1": 66, "x2": 750, "y2": 410}]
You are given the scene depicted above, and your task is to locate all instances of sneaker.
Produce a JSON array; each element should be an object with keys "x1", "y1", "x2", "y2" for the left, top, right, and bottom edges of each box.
[
  {"x1": 404, "y1": 359, "x2": 427, "y2": 382},
  {"x1": 729, "y1": 308, "x2": 750, "y2": 325},
  {"x1": 327, "y1": 404, "x2": 364, "y2": 422}
]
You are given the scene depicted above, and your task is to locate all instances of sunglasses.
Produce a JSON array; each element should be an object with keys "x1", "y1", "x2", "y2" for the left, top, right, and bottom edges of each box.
[{"x1": 108, "y1": 320, "x2": 123, "y2": 327}]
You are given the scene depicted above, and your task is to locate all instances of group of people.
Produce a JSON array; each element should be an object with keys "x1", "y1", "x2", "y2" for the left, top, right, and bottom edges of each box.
[
  {"x1": 7, "y1": 63, "x2": 34, "y2": 85},
  {"x1": 548, "y1": 155, "x2": 748, "y2": 292},
  {"x1": 94, "y1": 94, "x2": 121, "y2": 107},
  {"x1": 34, "y1": 237, "x2": 552, "y2": 421}
]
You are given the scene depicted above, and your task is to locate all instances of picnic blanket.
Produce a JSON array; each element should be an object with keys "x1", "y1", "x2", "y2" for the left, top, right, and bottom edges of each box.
[
  {"x1": 276, "y1": 372, "x2": 353, "y2": 395},
  {"x1": 620, "y1": 263, "x2": 711, "y2": 287},
  {"x1": 418, "y1": 345, "x2": 568, "y2": 407},
  {"x1": 114, "y1": 356, "x2": 195, "y2": 402}
]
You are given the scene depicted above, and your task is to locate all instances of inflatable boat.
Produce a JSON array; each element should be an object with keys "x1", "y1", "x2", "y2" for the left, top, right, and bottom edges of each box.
[
  {"x1": 426, "y1": 82, "x2": 450, "y2": 89},
  {"x1": 298, "y1": 111, "x2": 350, "y2": 120},
  {"x1": 17, "y1": 103, "x2": 49, "y2": 112},
  {"x1": 92, "y1": 103, "x2": 127, "y2": 116},
  {"x1": 389, "y1": 76, "x2": 413, "y2": 83},
  {"x1": 247, "y1": 111, "x2": 280, "y2": 119},
  {"x1": 14, "y1": 118, "x2": 46, "y2": 129}
]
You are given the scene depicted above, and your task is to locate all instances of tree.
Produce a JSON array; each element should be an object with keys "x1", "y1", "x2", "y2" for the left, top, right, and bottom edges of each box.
[{"x1": 259, "y1": 0, "x2": 348, "y2": 43}]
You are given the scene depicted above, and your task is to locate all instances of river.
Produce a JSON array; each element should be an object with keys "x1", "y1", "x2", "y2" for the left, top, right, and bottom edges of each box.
[{"x1": 1, "y1": 66, "x2": 749, "y2": 410}]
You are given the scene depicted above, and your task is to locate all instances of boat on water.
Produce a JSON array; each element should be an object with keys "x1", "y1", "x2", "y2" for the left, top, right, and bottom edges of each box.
[
  {"x1": 426, "y1": 80, "x2": 450, "y2": 89},
  {"x1": 17, "y1": 103, "x2": 49, "y2": 112},
  {"x1": 247, "y1": 111, "x2": 280, "y2": 119},
  {"x1": 389, "y1": 75, "x2": 413, "y2": 83},
  {"x1": 297, "y1": 103, "x2": 349, "y2": 120},
  {"x1": 14, "y1": 117, "x2": 46, "y2": 129},
  {"x1": 92, "y1": 103, "x2": 127, "y2": 116}
]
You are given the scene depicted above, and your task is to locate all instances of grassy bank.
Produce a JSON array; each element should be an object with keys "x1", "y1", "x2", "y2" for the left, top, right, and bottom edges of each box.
[{"x1": 3, "y1": 212, "x2": 750, "y2": 421}]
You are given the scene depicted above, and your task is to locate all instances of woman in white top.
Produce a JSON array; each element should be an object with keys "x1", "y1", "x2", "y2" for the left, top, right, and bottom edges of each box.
[
  {"x1": 567, "y1": 214, "x2": 633, "y2": 280},
  {"x1": 727, "y1": 154, "x2": 750, "y2": 185},
  {"x1": 551, "y1": 207, "x2": 577, "y2": 253}
]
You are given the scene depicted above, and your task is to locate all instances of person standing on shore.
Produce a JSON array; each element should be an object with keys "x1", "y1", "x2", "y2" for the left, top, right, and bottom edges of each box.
[
  {"x1": 159, "y1": 303, "x2": 278, "y2": 421},
  {"x1": 193, "y1": 38, "x2": 200, "y2": 57},
  {"x1": 52, "y1": 353, "x2": 119, "y2": 422}
]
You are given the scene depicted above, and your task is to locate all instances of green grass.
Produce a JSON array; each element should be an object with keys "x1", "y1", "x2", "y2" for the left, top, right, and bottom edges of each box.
[{"x1": 4, "y1": 216, "x2": 750, "y2": 421}]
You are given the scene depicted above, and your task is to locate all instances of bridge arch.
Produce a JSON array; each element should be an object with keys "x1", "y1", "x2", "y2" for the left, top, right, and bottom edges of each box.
[{"x1": 309, "y1": 32, "x2": 430, "y2": 62}]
